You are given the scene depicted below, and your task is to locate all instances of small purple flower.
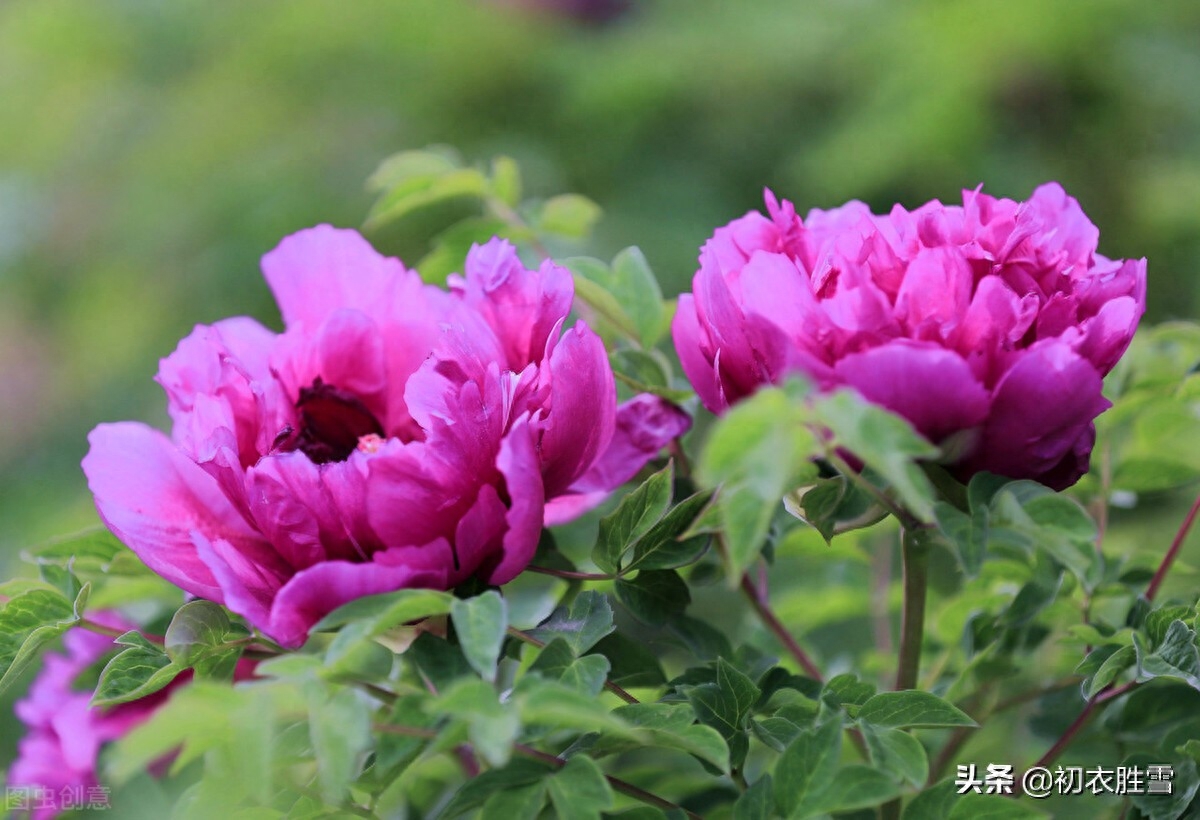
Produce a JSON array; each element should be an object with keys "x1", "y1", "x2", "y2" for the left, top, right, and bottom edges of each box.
[
  {"x1": 673, "y1": 184, "x2": 1146, "y2": 490},
  {"x1": 84, "y1": 229, "x2": 689, "y2": 647}
]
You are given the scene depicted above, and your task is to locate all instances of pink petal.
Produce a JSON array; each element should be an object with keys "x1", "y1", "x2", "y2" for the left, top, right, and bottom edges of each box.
[
  {"x1": 260, "y1": 225, "x2": 413, "y2": 331},
  {"x1": 267, "y1": 544, "x2": 453, "y2": 648},
  {"x1": 963, "y1": 340, "x2": 1110, "y2": 488},
  {"x1": 535, "y1": 323, "x2": 616, "y2": 497},
  {"x1": 487, "y1": 418, "x2": 547, "y2": 585},
  {"x1": 455, "y1": 238, "x2": 574, "y2": 371},
  {"x1": 671, "y1": 294, "x2": 725, "y2": 413},
  {"x1": 83, "y1": 422, "x2": 267, "y2": 602},
  {"x1": 833, "y1": 341, "x2": 990, "y2": 444},
  {"x1": 193, "y1": 533, "x2": 289, "y2": 634}
]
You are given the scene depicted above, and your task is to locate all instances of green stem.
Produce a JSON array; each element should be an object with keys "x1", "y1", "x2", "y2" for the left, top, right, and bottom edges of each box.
[{"x1": 894, "y1": 527, "x2": 932, "y2": 691}]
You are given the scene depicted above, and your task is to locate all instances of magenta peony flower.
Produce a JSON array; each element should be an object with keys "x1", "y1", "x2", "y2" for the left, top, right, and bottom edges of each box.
[
  {"x1": 84, "y1": 229, "x2": 689, "y2": 647},
  {"x1": 9, "y1": 617, "x2": 175, "y2": 819},
  {"x1": 673, "y1": 183, "x2": 1146, "y2": 490}
]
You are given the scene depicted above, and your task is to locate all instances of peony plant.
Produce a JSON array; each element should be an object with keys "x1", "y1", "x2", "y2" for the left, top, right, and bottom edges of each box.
[{"x1": 4, "y1": 151, "x2": 1200, "y2": 820}]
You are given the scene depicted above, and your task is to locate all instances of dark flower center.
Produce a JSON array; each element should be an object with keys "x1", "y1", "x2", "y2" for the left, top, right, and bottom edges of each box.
[{"x1": 285, "y1": 378, "x2": 384, "y2": 464}]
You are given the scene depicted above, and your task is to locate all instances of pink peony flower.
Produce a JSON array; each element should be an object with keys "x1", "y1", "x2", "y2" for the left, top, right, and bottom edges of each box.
[
  {"x1": 7, "y1": 615, "x2": 238, "y2": 820},
  {"x1": 673, "y1": 183, "x2": 1146, "y2": 490},
  {"x1": 83, "y1": 229, "x2": 689, "y2": 647}
]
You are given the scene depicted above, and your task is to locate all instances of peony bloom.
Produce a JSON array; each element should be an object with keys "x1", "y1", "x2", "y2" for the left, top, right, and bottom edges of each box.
[
  {"x1": 9, "y1": 617, "x2": 175, "y2": 819},
  {"x1": 84, "y1": 229, "x2": 689, "y2": 647},
  {"x1": 673, "y1": 183, "x2": 1146, "y2": 490}
]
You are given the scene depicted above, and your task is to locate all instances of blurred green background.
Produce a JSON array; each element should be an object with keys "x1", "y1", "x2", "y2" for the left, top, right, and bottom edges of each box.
[
  {"x1": 2, "y1": 4, "x2": 1200, "y2": 816},
  {"x1": 2, "y1": 0, "x2": 1200, "y2": 575}
]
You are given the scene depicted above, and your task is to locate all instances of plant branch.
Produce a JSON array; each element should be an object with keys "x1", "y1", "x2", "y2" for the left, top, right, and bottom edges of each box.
[
  {"x1": 894, "y1": 527, "x2": 932, "y2": 691},
  {"x1": 739, "y1": 573, "x2": 823, "y2": 682},
  {"x1": 1027, "y1": 682, "x2": 1138, "y2": 775},
  {"x1": 825, "y1": 452, "x2": 915, "y2": 528},
  {"x1": 1145, "y1": 489, "x2": 1200, "y2": 602},
  {"x1": 374, "y1": 724, "x2": 702, "y2": 819},
  {"x1": 506, "y1": 626, "x2": 639, "y2": 704},
  {"x1": 526, "y1": 565, "x2": 615, "y2": 581}
]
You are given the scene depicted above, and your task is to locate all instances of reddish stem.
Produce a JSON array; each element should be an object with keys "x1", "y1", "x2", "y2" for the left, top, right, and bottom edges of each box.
[
  {"x1": 739, "y1": 574, "x2": 824, "y2": 682},
  {"x1": 1145, "y1": 490, "x2": 1200, "y2": 602}
]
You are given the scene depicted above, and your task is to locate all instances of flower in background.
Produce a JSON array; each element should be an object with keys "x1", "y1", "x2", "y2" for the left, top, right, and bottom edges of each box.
[
  {"x1": 673, "y1": 183, "x2": 1146, "y2": 489},
  {"x1": 84, "y1": 229, "x2": 689, "y2": 647},
  {"x1": 8, "y1": 617, "x2": 179, "y2": 819}
]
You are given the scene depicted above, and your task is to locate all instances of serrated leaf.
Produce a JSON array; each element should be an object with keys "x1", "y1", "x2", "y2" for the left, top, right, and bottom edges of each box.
[
  {"x1": 450, "y1": 590, "x2": 507, "y2": 683},
  {"x1": 92, "y1": 643, "x2": 184, "y2": 707},
  {"x1": 1135, "y1": 620, "x2": 1200, "y2": 690},
  {"x1": 547, "y1": 755, "x2": 614, "y2": 820},
  {"x1": 594, "y1": 463, "x2": 674, "y2": 574},
  {"x1": 529, "y1": 638, "x2": 609, "y2": 697},
  {"x1": 684, "y1": 658, "x2": 759, "y2": 745},
  {"x1": 434, "y1": 678, "x2": 520, "y2": 767},
  {"x1": 858, "y1": 691, "x2": 977, "y2": 729},
  {"x1": 1083, "y1": 644, "x2": 1136, "y2": 698},
  {"x1": 528, "y1": 591, "x2": 615, "y2": 655},
  {"x1": 0, "y1": 588, "x2": 80, "y2": 695}
]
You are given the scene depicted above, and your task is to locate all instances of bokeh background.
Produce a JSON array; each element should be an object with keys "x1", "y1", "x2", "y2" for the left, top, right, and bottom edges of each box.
[{"x1": 2, "y1": 1, "x2": 1199, "y2": 814}]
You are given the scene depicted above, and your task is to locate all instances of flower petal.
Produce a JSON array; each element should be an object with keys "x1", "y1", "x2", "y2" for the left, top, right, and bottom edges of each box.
[
  {"x1": 487, "y1": 418, "x2": 547, "y2": 585},
  {"x1": 83, "y1": 422, "x2": 265, "y2": 602}
]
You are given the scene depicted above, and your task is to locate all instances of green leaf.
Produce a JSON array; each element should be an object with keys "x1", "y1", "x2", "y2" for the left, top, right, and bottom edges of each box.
[
  {"x1": 307, "y1": 685, "x2": 371, "y2": 803},
  {"x1": 813, "y1": 390, "x2": 939, "y2": 521},
  {"x1": 164, "y1": 600, "x2": 232, "y2": 665},
  {"x1": 934, "y1": 502, "x2": 988, "y2": 578},
  {"x1": 805, "y1": 765, "x2": 902, "y2": 815},
  {"x1": 615, "y1": 570, "x2": 690, "y2": 625},
  {"x1": 734, "y1": 774, "x2": 773, "y2": 820},
  {"x1": 684, "y1": 658, "x2": 760, "y2": 758},
  {"x1": 365, "y1": 166, "x2": 488, "y2": 231},
  {"x1": 858, "y1": 691, "x2": 977, "y2": 729},
  {"x1": 546, "y1": 755, "x2": 614, "y2": 820},
  {"x1": 433, "y1": 678, "x2": 520, "y2": 767},
  {"x1": 1135, "y1": 620, "x2": 1200, "y2": 690},
  {"x1": 438, "y1": 758, "x2": 555, "y2": 819},
  {"x1": 481, "y1": 781, "x2": 547, "y2": 820},
  {"x1": 529, "y1": 638, "x2": 610, "y2": 697},
  {"x1": 624, "y1": 491, "x2": 715, "y2": 573},
  {"x1": 594, "y1": 462, "x2": 675, "y2": 574},
  {"x1": 536, "y1": 193, "x2": 602, "y2": 239},
  {"x1": 785, "y1": 476, "x2": 886, "y2": 544},
  {"x1": 366, "y1": 147, "x2": 460, "y2": 192},
  {"x1": 1125, "y1": 754, "x2": 1200, "y2": 820},
  {"x1": 569, "y1": 263, "x2": 641, "y2": 342},
  {"x1": 946, "y1": 793, "x2": 1049, "y2": 819},
  {"x1": 610, "y1": 247, "x2": 665, "y2": 347},
  {"x1": 92, "y1": 641, "x2": 184, "y2": 707},
  {"x1": 596, "y1": 702, "x2": 730, "y2": 773},
  {"x1": 862, "y1": 724, "x2": 929, "y2": 786},
  {"x1": 489, "y1": 155, "x2": 522, "y2": 207},
  {"x1": 312, "y1": 588, "x2": 454, "y2": 633},
  {"x1": 528, "y1": 590, "x2": 615, "y2": 655},
  {"x1": 773, "y1": 715, "x2": 843, "y2": 818},
  {"x1": 903, "y1": 779, "x2": 958, "y2": 820},
  {"x1": 698, "y1": 384, "x2": 819, "y2": 581},
  {"x1": 592, "y1": 632, "x2": 667, "y2": 689},
  {"x1": 450, "y1": 590, "x2": 508, "y2": 683},
  {"x1": 0, "y1": 587, "x2": 80, "y2": 696},
  {"x1": 1082, "y1": 644, "x2": 1136, "y2": 698},
  {"x1": 516, "y1": 679, "x2": 634, "y2": 737},
  {"x1": 406, "y1": 632, "x2": 474, "y2": 692}
]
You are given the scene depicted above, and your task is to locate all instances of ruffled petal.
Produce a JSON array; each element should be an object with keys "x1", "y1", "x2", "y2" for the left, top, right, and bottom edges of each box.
[
  {"x1": 266, "y1": 543, "x2": 453, "y2": 648},
  {"x1": 83, "y1": 422, "x2": 267, "y2": 602},
  {"x1": 833, "y1": 341, "x2": 990, "y2": 444},
  {"x1": 671, "y1": 294, "x2": 725, "y2": 412},
  {"x1": 535, "y1": 322, "x2": 616, "y2": 497},
  {"x1": 487, "y1": 418, "x2": 547, "y2": 585},
  {"x1": 545, "y1": 394, "x2": 691, "y2": 525},
  {"x1": 962, "y1": 340, "x2": 1110, "y2": 488}
]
